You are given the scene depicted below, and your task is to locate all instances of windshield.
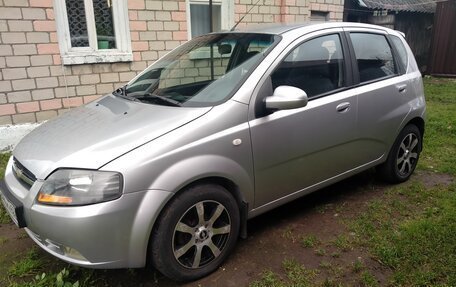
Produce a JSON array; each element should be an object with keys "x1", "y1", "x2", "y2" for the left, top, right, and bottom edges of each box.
[{"x1": 124, "y1": 33, "x2": 280, "y2": 107}]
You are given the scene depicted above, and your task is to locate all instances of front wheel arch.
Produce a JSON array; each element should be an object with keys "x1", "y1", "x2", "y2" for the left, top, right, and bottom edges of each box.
[
  {"x1": 148, "y1": 183, "x2": 241, "y2": 281},
  {"x1": 145, "y1": 176, "x2": 248, "y2": 266}
]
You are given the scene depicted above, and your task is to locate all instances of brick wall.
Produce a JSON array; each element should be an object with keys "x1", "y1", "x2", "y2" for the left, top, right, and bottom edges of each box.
[
  {"x1": 0, "y1": 0, "x2": 188, "y2": 125},
  {"x1": 0, "y1": 0, "x2": 344, "y2": 126},
  {"x1": 234, "y1": 0, "x2": 344, "y2": 25}
]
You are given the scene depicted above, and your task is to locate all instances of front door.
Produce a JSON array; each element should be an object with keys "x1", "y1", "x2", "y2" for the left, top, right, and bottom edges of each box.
[{"x1": 249, "y1": 33, "x2": 360, "y2": 208}]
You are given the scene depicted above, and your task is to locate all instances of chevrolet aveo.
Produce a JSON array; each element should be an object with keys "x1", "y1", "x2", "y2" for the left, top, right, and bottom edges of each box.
[{"x1": 1, "y1": 22, "x2": 425, "y2": 281}]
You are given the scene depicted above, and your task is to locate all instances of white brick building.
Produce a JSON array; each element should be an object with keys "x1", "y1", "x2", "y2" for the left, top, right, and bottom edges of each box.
[{"x1": 0, "y1": 0, "x2": 344, "y2": 125}]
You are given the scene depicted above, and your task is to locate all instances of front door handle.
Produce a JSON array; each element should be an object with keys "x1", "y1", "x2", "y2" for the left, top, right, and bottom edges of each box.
[
  {"x1": 397, "y1": 84, "x2": 407, "y2": 93},
  {"x1": 336, "y1": 102, "x2": 351, "y2": 113}
]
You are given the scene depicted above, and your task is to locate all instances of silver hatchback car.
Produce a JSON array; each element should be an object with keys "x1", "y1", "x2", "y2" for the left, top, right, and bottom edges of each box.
[{"x1": 1, "y1": 22, "x2": 425, "y2": 281}]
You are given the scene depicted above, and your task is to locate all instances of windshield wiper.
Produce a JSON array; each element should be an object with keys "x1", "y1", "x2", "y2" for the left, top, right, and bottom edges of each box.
[
  {"x1": 113, "y1": 85, "x2": 140, "y2": 102},
  {"x1": 136, "y1": 93, "x2": 182, "y2": 107}
]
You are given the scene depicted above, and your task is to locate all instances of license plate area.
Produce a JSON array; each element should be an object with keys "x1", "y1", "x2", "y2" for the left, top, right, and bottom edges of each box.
[
  {"x1": 1, "y1": 194, "x2": 18, "y2": 225},
  {"x1": 0, "y1": 180, "x2": 26, "y2": 228}
]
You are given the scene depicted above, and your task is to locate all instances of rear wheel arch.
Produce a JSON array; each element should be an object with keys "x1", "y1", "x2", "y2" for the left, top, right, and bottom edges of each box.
[
  {"x1": 387, "y1": 116, "x2": 425, "y2": 157},
  {"x1": 379, "y1": 123, "x2": 422, "y2": 183},
  {"x1": 406, "y1": 117, "x2": 425, "y2": 150}
]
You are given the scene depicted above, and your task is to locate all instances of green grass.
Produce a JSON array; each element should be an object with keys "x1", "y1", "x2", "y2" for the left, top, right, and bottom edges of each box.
[
  {"x1": 350, "y1": 181, "x2": 456, "y2": 285},
  {"x1": 249, "y1": 270, "x2": 283, "y2": 287},
  {"x1": 301, "y1": 234, "x2": 319, "y2": 248},
  {"x1": 8, "y1": 249, "x2": 42, "y2": 277},
  {"x1": 360, "y1": 271, "x2": 379, "y2": 287},
  {"x1": 319, "y1": 260, "x2": 332, "y2": 269},
  {"x1": 9, "y1": 268, "x2": 85, "y2": 287},
  {"x1": 419, "y1": 78, "x2": 456, "y2": 175},
  {"x1": 281, "y1": 226, "x2": 295, "y2": 241},
  {"x1": 0, "y1": 153, "x2": 9, "y2": 180},
  {"x1": 314, "y1": 247, "x2": 326, "y2": 256},
  {"x1": 0, "y1": 153, "x2": 11, "y2": 224},
  {"x1": 330, "y1": 251, "x2": 340, "y2": 258},
  {"x1": 250, "y1": 259, "x2": 319, "y2": 287},
  {"x1": 332, "y1": 235, "x2": 352, "y2": 252},
  {"x1": 0, "y1": 236, "x2": 7, "y2": 245},
  {"x1": 352, "y1": 259, "x2": 364, "y2": 273}
]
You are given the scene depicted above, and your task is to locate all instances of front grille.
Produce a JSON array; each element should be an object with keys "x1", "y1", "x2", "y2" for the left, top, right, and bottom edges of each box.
[{"x1": 12, "y1": 158, "x2": 36, "y2": 187}]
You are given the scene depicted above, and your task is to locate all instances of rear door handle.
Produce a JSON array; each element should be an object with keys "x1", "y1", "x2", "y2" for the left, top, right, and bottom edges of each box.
[
  {"x1": 397, "y1": 84, "x2": 407, "y2": 93},
  {"x1": 336, "y1": 102, "x2": 350, "y2": 113}
]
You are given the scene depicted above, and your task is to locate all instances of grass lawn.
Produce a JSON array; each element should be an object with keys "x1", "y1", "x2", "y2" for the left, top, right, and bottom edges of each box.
[{"x1": 0, "y1": 77, "x2": 455, "y2": 286}]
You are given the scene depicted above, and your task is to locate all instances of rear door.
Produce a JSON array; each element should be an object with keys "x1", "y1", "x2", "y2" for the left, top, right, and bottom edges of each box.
[
  {"x1": 343, "y1": 28, "x2": 413, "y2": 162},
  {"x1": 248, "y1": 30, "x2": 361, "y2": 207}
]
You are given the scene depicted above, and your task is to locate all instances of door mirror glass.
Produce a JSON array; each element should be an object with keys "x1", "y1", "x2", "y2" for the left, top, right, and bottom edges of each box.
[
  {"x1": 218, "y1": 44, "x2": 232, "y2": 55},
  {"x1": 265, "y1": 85, "x2": 308, "y2": 111}
]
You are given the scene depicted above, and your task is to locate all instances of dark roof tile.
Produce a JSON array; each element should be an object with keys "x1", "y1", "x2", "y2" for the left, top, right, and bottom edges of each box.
[{"x1": 357, "y1": 0, "x2": 436, "y2": 13}]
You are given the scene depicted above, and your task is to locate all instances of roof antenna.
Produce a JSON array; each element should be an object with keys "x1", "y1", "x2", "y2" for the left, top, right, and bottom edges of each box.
[{"x1": 230, "y1": 0, "x2": 262, "y2": 31}]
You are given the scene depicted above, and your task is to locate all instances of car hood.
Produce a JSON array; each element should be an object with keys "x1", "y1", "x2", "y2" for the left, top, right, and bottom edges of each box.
[{"x1": 13, "y1": 95, "x2": 211, "y2": 179}]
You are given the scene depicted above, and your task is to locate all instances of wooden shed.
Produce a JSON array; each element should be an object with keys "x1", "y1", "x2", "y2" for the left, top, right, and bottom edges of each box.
[
  {"x1": 344, "y1": 0, "x2": 435, "y2": 73},
  {"x1": 428, "y1": 0, "x2": 456, "y2": 77}
]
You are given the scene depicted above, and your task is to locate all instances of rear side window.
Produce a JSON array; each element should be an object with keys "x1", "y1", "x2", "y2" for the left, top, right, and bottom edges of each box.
[
  {"x1": 390, "y1": 35, "x2": 408, "y2": 73},
  {"x1": 350, "y1": 33, "x2": 397, "y2": 83},
  {"x1": 271, "y1": 34, "x2": 345, "y2": 98}
]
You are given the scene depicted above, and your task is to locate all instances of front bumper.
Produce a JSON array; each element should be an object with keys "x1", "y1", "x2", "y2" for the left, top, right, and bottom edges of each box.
[
  {"x1": 25, "y1": 189, "x2": 153, "y2": 268},
  {"x1": 1, "y1": 161, "x2": 173, "y2": 268}
]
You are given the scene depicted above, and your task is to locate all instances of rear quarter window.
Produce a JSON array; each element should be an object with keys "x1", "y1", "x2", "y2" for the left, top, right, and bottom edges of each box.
[
  {"x1": 390, "y1": 35, "x2": 408, "y2": 74},
  {"x1": 350, "y1": 33, "x2": 397, "y2": 83}
]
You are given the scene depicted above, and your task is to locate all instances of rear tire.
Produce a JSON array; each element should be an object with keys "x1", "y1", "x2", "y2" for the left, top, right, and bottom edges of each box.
[
  {"x1": 150, "y1": 184, "x2": 240, "y2": 282},
  {"x1": 379, "y1": 124, "x2": 422, "y2": 183}
]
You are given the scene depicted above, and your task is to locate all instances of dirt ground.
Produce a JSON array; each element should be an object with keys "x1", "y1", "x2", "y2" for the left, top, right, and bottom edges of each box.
[{"x1": 0, "y1": 170, "x2": 453, "y2": 287}]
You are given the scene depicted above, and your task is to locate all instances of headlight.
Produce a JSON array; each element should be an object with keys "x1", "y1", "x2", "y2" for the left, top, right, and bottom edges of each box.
[{"x1": 37, "y1": 169, "x2": 122, "y2": 206}]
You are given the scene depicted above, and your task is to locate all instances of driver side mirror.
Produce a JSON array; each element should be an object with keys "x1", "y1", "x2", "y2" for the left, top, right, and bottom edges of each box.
[{"x1": 265, "y1": 86, "x2": 308, "y2": 112}]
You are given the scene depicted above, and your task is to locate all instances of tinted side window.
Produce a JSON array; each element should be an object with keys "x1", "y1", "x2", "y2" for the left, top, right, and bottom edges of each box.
[
  {"x1": 271, "y1": 34, "x2": 345, "y2": 98},
  {"x1": 350, "y1": 33, "x2": 397, "y2": 83},
  {"x1": 390, "y1": 35, "x2": 408, "y2": 73}
]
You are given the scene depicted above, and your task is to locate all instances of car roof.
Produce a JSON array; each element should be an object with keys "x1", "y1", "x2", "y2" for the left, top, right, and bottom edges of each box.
[{"x1": 234, "y1": 22, "x2": 393, "y2": 35}]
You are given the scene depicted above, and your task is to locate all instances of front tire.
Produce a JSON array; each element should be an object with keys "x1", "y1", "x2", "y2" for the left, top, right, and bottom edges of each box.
[
  {"x1": 150, "y1": 184, "x2": 240, "y2": 281},
  {"x1": 379, "y1": 124, "x2": 422, "y2": 183}
]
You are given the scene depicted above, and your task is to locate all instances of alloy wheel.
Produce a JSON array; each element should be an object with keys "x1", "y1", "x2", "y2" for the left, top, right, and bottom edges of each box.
[
  {"x1": 172, "y1": 200, "x2": 231, "y2": 269},
  {"x1": 396, "y1": 133, "x2": 419, "y2": 177}
]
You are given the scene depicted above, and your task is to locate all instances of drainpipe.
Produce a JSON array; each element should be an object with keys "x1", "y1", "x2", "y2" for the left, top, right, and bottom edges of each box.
[
  {"x1": 209, "y1": 0, "x2": 214, "y2": 80},
  {"x1": 209, "y1": 0, "x2": 213, "y2": 33}
]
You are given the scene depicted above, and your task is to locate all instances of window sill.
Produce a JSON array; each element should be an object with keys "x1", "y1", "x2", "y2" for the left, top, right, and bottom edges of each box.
[{"x1": 62, "y1": 51, "x2": 133, "y2": 65}]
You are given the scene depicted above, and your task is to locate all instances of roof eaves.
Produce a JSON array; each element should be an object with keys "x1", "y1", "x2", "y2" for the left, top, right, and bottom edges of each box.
[{"x1": 356, "y1": 0, "x2": 436, "y2": 14}]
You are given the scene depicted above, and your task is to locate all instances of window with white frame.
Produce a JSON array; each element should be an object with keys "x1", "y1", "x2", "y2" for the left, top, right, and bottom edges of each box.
[
  {"x1": 54, "y1": 0, "x2": 132, "y2": 65},
  {"x1": 186, "y1": 0, "x2": 234, "y2": 39}
]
